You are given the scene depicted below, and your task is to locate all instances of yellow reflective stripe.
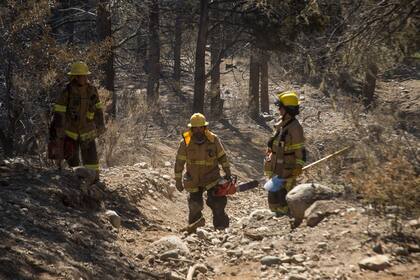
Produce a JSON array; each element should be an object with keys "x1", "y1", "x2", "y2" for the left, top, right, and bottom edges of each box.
[
  {"x1": 85, "y1": 164, "x2": 99, "y2": 171},
  {"x1": 265, "y1": 171, "x2": 273, "y2": 178},
  {"x1": 296, "y1": 159, "x2": 305, "y2": 166},
  {"x1": 95, "y1": 102, "x2": 103, "y2": 109},
  {"x1": 80, "y1": 130, "x2": 97, "y2": 141},
  {"x1": 177, "y1": 155, "x2": 187, "y2": 161},
  {"x1": 285, "y1": 178, "x2": 296, "y2": 192},
  {"x1": 186, "y1": 159, "x2": 215, "y2": 166},
  {"x1": 87, "y1": 111, "x2": 95, "y2": 120},
  {"x1": 270, "y1": 205, "x2": 288, "y2": 214},
  {"x1": 175, "y1": 173, "x2": 182, "y2": 179},
  {"x1": 54, "y1": 104, "x2": 67, "y2": 112},
  {"x1": 204, "y1": 179, "x2": 219, "y2": 191},
  {"x1": 284, "y1": 143, "x2": 304, "y2": 151},
  {"x1": 65, "y1": 130, "x2": 79, "y2": 140},
  {"x1": 186, "y1": 187, "x2": 200, "y2": 193},
  {"x1": 217, "y1": 150, "x2": 225, "y2": 158},
  {"x1": 273, "y1": 140, "x2": 279, "y2": 147}
]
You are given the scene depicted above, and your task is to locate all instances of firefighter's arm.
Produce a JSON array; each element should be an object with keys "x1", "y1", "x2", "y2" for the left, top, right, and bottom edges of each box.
[
  {"x1": 215, "y1": 138, "x2": 231, "y2": 178},
  {"x1": 52, "y1": 89, "x2": 69, "y2": 138},
  {"x1": 289, "y1": 125, "x2": 306, "y2": 176},
  {"x1": 174, "y1": 141, "x2": 187, "y2": 191},
  {"x1": 266, "y1": 129, "x2": 280, "y2": 154},
  {"x1": 93, "y1": 87, "x2": 105, "y2": 135}
]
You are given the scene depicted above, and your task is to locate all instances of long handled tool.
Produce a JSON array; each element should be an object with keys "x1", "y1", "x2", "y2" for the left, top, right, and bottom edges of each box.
[{"x1": 302, "y1": 145, "x2": 352, "y2": 171}]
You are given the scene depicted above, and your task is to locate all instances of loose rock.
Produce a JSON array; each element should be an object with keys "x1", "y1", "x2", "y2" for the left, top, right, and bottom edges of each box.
[
  {"x1": 304, "y1": 200, "x2": 342, "y2": 227},
  {"x1": 261, "y1": 256, "x2": 281, "y2": 266},
  {"x1": 105, "y1": 210, "x2": 121, "y2": 228},
  {"x1": 358, "y1": 255, "x2": 391, "y2": 271}
]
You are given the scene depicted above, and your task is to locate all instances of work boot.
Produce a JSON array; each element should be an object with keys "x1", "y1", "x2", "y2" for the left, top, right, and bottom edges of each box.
[{"x1": 181, "y1": 217, "x2": 205, "y2": 234}]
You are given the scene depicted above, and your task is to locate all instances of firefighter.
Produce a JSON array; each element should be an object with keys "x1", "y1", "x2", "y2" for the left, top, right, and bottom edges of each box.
[
  {"x1": 51, "y1": 61, "x2": 105, "y2": 182},
  {"x1": 175, "y1": 113, "x2": 232, "y2": 230},
  {"x1": 264, "y1": 91, "x2": 306, "y2": 216}
]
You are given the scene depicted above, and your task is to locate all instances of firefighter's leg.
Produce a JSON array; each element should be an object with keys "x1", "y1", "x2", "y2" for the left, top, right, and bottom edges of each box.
[
  {"x1": 207, "y1": 190, "x2": 229, "y2": 229},
  {"x1": 268, "y1": 187, "x2": 288, "y2": 216},
  {"x1": 80, "y1": 139, "x2": 99, "y2": 181},
  {"x1": 188, "y1": 191, "x2": 204, "y2": 224},
  {"x1": 65, "y1": 137, "x2": 80, "y2": 167}
]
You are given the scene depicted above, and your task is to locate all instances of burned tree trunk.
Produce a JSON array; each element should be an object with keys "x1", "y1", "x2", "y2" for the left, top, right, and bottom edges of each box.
[
  {"x1": 362, "y1": 60, "x2": 378, "y2": 106},
  {"x1": 96, "y1": 0, "x2": 115, "y2": 116},
  {"x1": 173, "y1": 0, "x2": 183, "y2": 91},
  {"x1": 248, "y1": 47, "x2": 260, "y2": 118},
  {"x1": 146, "y1": 0, "x2": 160, "y2": 104},
  {"x1": 193, "y1": 0, "x2": 209, "y2": 114},
  {"x1": 210, "y1": 4, "x2": 222, "y2": 117},
  {"x1": 260, "y1": 51, "x2": 269, "y2": 113}
]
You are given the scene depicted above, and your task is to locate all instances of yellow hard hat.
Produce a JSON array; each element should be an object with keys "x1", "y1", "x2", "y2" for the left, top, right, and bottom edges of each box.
[
  {"x1": 67, "y1": 61, "x2": 91, "y2": 76},
  {"x1": 276, "y1": 91, "x2": 299, "y2": 107},
  {"x1": 188, "y1": 113, "x2": 209, "y2": 128}
]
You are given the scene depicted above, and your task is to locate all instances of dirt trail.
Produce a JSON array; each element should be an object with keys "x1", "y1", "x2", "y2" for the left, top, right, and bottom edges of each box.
[{"x1": 1, "y1": 73, "x2": 419, "y2": 279}]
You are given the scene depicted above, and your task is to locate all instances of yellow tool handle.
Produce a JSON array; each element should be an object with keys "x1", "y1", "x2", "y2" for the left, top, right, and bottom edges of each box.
[{"x1": 303, "y1": 146, "x2": 352, "y2": 171}]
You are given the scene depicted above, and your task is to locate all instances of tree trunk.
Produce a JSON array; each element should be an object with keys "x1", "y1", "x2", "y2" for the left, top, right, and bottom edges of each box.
[
  {"x1": 260, "y1": 50, "x2": 269, "y2": 113},
  {"x1": 97, "y1": 0, "x2": 115, "y2": 116},
  {"x1": 210, "y1": 4, "x2": 222, "y2": 117},
  {"x1": 362, "y1": 60, "x2": 378, "y2": 106},
  {"x1": 173, "y1": 0, "x2": 183, "y2": 91},
  {"x1": 2, "y1": 60, "x2": 15, "y2": 157},
  {"x1": 248, "y1": 47, "x2": 260, "y2": 118},
  {"x1": 193, "y1": 0, "x2": 209, "y2": 114},
  {"x1": 146, "y1": 0, "x2": 160, "y2": 104}
]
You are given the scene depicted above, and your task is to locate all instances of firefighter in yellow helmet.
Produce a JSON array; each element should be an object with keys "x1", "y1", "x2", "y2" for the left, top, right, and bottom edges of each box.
[
  {"x1": 174, "y1": 113, "x2": 232, "y2": 229},
  {"x1": 51, "y1": 61, "x2": 105, "y2": 182},
  {"x1": 264, "y1": 91, "x2": 306, "y2": 216}
]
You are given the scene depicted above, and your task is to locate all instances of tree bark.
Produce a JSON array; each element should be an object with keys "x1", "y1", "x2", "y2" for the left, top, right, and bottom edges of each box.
[
  {"x1": 362, "y1": 60, "x2": 378, "y2": 106},
  {"x1": 2, "y1": 59, "x2": 15, "y2": 157},
  {"x1": 248, "y1": 47, "x2": 260, "y2": 118},
  {"x1": 193, "y1": 0, "x2": 209, "y2": 114},
  {"x1": 96, "y1": 0, "x2": 115, "y2": 116},
  {"x1": 210, "y1": 3, "x2": 222, "y2": 117},
  {"x1": 146, "y1": 0, "x2": 160, "y2": 104},
  {"x1": 260, "y1": 50, "x2": 269, "y2": 113},
  {"x1": 173, "y1": 0, "x2": 183, "y2": 91}
]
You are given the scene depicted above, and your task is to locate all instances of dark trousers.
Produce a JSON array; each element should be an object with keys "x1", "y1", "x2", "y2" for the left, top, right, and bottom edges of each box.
[
  {"x1": 267, "y1": 177, "x2": 296, "y2": 214},
  {"x1": 188, "y1": 189, "x2": 229, "y2": 229},
  {"x1": 65, "y1": 137, "x2": 98, "y2": 171}
]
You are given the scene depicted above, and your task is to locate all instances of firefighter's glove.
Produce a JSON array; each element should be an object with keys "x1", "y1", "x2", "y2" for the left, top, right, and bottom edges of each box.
[
  {"x1": 175, "y1": 180, "x2": 184, "y2": 192},
  {"x1": 292, "y1": 166, "x2": 303, "y2": 177}
]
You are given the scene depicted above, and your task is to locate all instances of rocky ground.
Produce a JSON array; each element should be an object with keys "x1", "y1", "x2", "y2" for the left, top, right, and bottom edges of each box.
[
  {"x1": 0, "y1": 63, "x2": 419, "y2": 279},
  {"x1": 1, "y1": 157, "x2": 419, "y2": 280}
]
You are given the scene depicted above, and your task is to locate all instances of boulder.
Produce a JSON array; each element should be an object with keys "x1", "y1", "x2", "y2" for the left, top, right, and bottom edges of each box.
[
  {"x1": 358, "y1": 255, "x2": 391, "y2": 271},
  {"x1": 286, "y1": 183, "x2": 336, "y2": 225},
  {"x1": 304, "y1": 200, "x2": 342, "y2": 227}
]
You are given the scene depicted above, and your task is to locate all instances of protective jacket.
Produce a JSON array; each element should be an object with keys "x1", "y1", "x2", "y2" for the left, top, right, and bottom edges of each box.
[
  {"x1": 53, "y1": 81, "x2": 104, "y2": 141},
  {"x1": 175, "y1": 130, "x2": 231, "y2": 193},
  {"x1": 265, "y1": 115, "x2": 305, "y2": 183}
]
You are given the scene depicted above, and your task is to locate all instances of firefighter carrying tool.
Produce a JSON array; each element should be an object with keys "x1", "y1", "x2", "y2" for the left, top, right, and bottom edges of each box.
[{"x1": 175, "y1": 113, "x2": 232, "y2": 230}]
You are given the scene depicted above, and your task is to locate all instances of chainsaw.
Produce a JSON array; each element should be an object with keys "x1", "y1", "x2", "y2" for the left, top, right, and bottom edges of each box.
[{"x1": 213, "y1": 175, "x2": 259, "y2": 197}]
